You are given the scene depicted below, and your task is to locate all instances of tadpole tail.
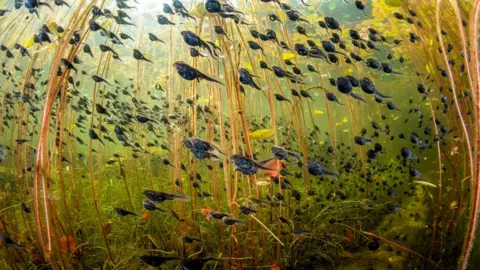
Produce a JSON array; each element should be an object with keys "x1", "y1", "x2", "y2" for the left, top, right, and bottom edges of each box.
[
  {"x1": 376, "y1": 92, "x2": 392, "y2": 99},
  {"x1": 32, "y1": 9, "x2": 40, "y2": 19},
  {"x1": 201, "y1": 41, "x2": 217, "y2": 60},
  {"x1": 299, "y1": 0, "x2": 311, "y2": 6},
  {"x1": 260, "y1": 47, "x2": 266, "y2": 56},
  {"x1": 199, "y1": 72, "x2": 224, "y2": 86},
  {"x1": 251, "y1": 80, "x2": 262, "y2": 91},
  {"x1": 39, "y1": 2, "x2": 53, "y2": 11},
  {"x1": 300, "y1": 18, "x2": 311, "y2": 24},
  {"x1": 324, "y1": 169, "x2": 339, "y2": 178},
  {"x1": 349, "y1": 92, "x2": 366, "y2": 103}
]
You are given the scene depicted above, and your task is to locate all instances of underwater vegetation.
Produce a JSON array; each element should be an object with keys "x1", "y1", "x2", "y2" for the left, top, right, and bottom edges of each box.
[{"x1": 0, "y1": 0, "x2": 479, "y2": 269}]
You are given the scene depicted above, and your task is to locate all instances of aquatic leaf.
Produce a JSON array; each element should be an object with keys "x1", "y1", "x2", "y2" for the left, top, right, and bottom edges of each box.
[
  {"x1": 24, "y1": 37, "x2": 35, "y2": 49},
  {"x1": 197, "y1": 98, "x2": 209, "y2": 103},
  {"x1": 413, "y1": 181, "x2": 437, "y2": 188},
  {"x1": 141, "y1": 211, "x2": 153, "y2": 222},
  {"x1": 277, "y1": 11, "x2": 287, "y2": 23},
  {"x1": 48, "y1": 22, "x2": 59, "y2": 36},
  {"x1": 250, "y1": 129, "x2": 275, "y2": 139},
  {"x1": 200, "y1": 206, "x2": 213, "y2": 218},
  {"x1": 101, "y1": 19, "x2": 113, "y2": 29},
  {"x1": 313, "y1": 109, "x2": 325, "y2": 115},
  {"x1": 450, "y1": 201, "x2": 458, "y2": 210},
  {"x1": 59, "y1": 236, "x2": 76, "y2": 253},
  {"x1": 342, "y1": 129, "x2": 350, "y2": 133},
  {"x1": 426, "y1": 62, "x2": 435, "y2": 74},
  {"x1": 336, "y1": 117, "x2": 349, "y2": 126},
  {"x1": 263, "y1": 159, "x2": 282, "y2": 178},
  {"x1": 68, "y1": 124, "x2": 76, "y2": 132},
  {"x1": 256, "y1": 180, "x2": 271, "y2": 186},
  {"x1": 282, "y1": 52, "x2": 296, "y2": 61}
]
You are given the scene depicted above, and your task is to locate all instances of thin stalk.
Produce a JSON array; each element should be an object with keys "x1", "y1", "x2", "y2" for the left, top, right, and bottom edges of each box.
[{"x1": 459, "y1": 1, "x2": 480, "y2": 269}]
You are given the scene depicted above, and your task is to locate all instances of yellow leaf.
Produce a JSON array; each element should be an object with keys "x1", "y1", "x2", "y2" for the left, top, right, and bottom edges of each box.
[
  {"x1": 426, "y1": 62, "x2": 435, "y2": 74},
  {"x1": 282, "y1": 52, "x2": 296, "y2": 61},
  {"x1": 256, "y1": 180, "x2": 271, "y2": 186},
  {"x1": 277, "y1": 11, "x2": 287, "y2": 23},
  {"x1": 197, "y1": 98, "x2": 209, "y2": 103},
  {"x1": 249, "y1": 129, "x2": 275, "y2": 139},
  {"x1": 101, "y1": 19, "x2": 113, "y2": 29},
  {"x1": 342, "y1": 117, "x2": 348, "y2": 123},
  {"x1": 24, "y1": 37, "x2": 35, "y2": 49},
  {"x1": 450, "y1": 201, "x2": 458, "y2": 210},
  {"x1": 68, "y1": 124, "x2": 76, "y2": 132},
  {"x1": 313, "y1": 109, "x2": 324, "y2": 115},
  {"x1": 413, "y1": 181, "x2": 437, "y2": 188},
  {"x1": 342, "y1": 129, "x2": 350, "y2": 133},
  {"x1": 48, "y1": 22, "x2": 59, "y2": 36}
]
